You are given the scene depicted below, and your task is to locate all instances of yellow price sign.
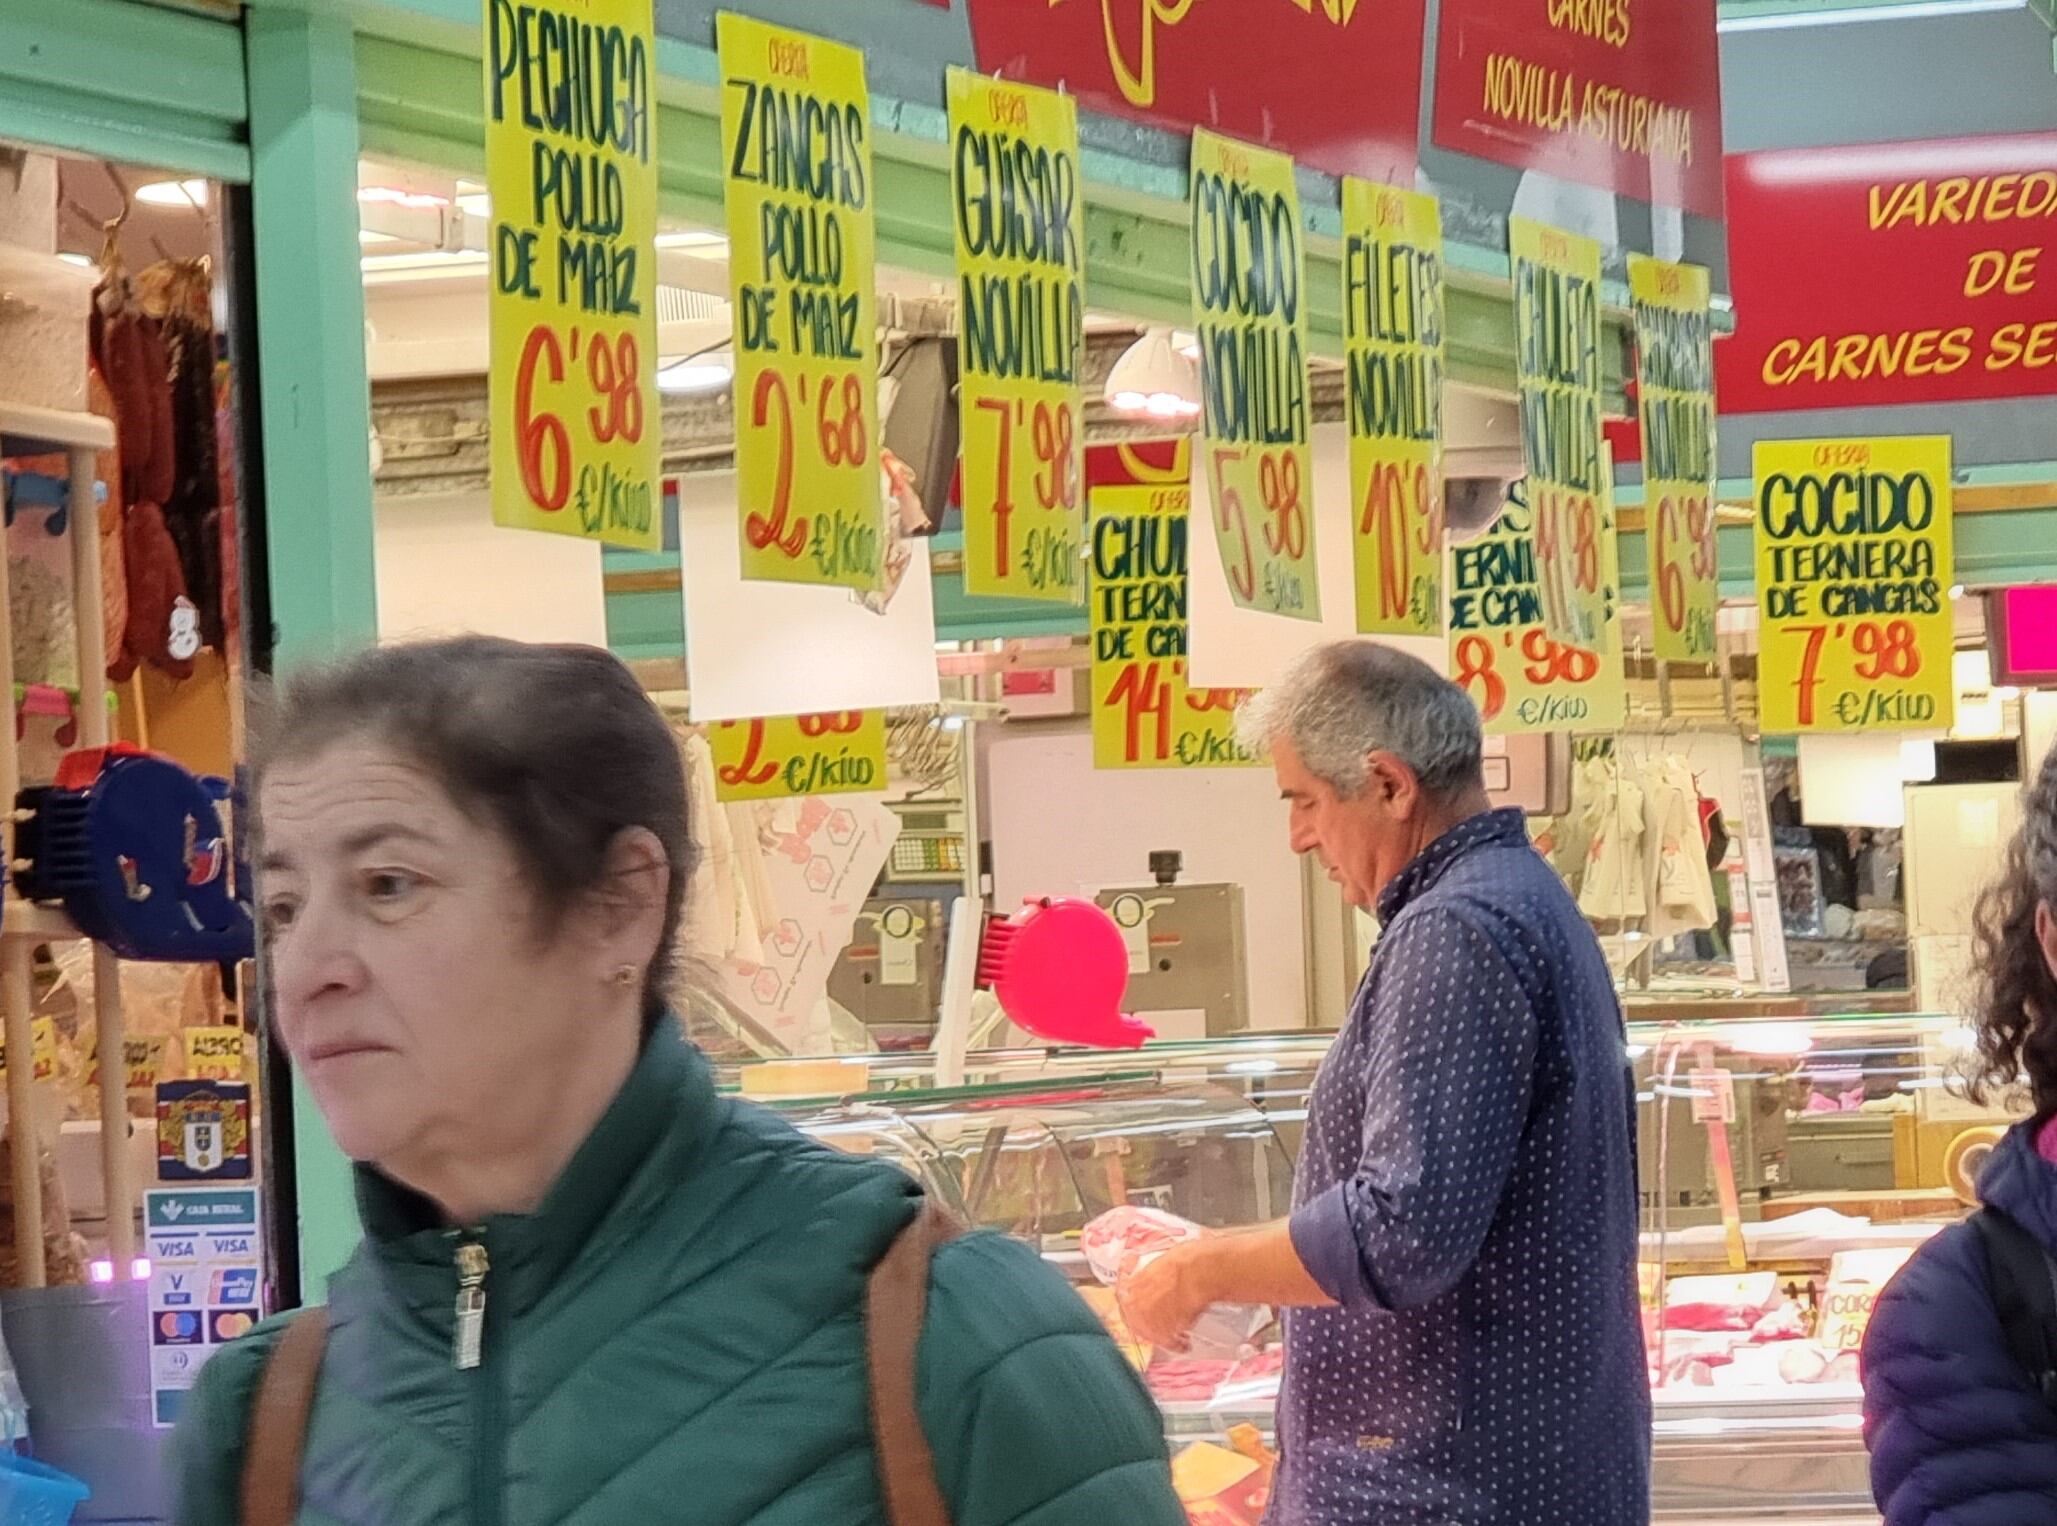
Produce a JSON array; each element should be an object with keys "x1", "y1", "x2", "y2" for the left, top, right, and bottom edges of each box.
[
  {"x1": 1754, "y1": 436, "x2": 1955, "y2": 733},
  {"x1": 185, "y1": 1026, "x2": 246, "y2": 1083},
  {"x1": 710, "y1": 711, "x2": 889, "y2": 802},
  {"x1": 1510, "y1": 217, "x2": 1610, "y2": 652},
  {"x1": 1629, "y1": 254, "x2": 1720, "y2": 665},
  {"x1": 126, "y1": 1036, "x2": 169, "y2": 1092},
  {"x1": 1190, "y1": 129, "x2": 1319, "y2": 621},
  {"x1": 1343, "y1": 179, "x2": 1446, "y2": 636},
  {"x1": 720, "y1": 17, "x2": 885, "y2": 593},
  {"x1": 1089, "y1": 484, "x2": 1260, "y2": 769},
  {"x1": 1449, "y1": 477, "x2": 1626, "y2": 736},
  {"x1": 484, "y1": 0, "x2": 660, "y2": 550},
  {"x1": 0, "y1": 1018, "x2": 58, "y2": 1083},
  {"x1": 949, "y1": 69, "x2": 1086, "y2": 604}
]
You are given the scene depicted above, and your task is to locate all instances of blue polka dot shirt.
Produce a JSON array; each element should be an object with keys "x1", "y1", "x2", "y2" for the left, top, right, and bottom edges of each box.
[{"x1": 1270, "y1": 808, "x2": 1651, "y2": 1525}]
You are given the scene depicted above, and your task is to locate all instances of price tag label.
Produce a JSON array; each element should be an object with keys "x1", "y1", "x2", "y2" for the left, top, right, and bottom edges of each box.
[
  {"x1": 184, "y1": 1026, "x2": 246, "y2": 1084},
  {"x1": 1190, "y1": 129, "x2": 1320, "y2": 622},
  {"x1": 1688, "y1": 1067, "x2": 1737, "y2": 1125},
  {"x1": 949, "y1": 69, "x2": 1085, "y2": 605},
  {"x1": 1344, "y1": 179, "x2": 1447, "y2": 637},
  {"x1": 719, "y1": 17, "x2": 885, "y2": 593},
  {"x1": 1754, "y1": 436, "x2": 1956, "y2": 733},
  {"x1": 1448, "y1": 471, "x2": 1627, "y2": 736},
  {"x1": 710, "y1": 712, "x2": 889, "y2": 802},
  {"x1": 0, "y1": 1017, "x2": 59, "y2": 1083},
  {"x1": 483, "y1": 0, "x2": 660, "y2": 551},
  {"x1": 1511, "y1": 217, "x2": 1610, "y2": 652},
  {"x1": 1089, "y1": 480, "x2": 1259, "y2": 769},
  {"x1": 1630, "y1": 254, "x2": 1720, "y2": 665}
]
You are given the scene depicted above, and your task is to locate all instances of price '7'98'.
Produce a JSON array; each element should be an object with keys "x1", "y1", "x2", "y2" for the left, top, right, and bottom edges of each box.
[
  {"x1": 973, "y1": 397, "x2": 1078, "y2": 581},
  {"x1": 514, "y1": 324, "x2": 645, "y2": 512},
  {"x1": 1785, "y1": 619, "x2": 1923, "y2": 726}
]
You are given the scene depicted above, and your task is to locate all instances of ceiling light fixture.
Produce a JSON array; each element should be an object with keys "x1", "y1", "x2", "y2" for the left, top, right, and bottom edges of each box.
[
  {"x1": 1104, "y1": 328, "x2": 1202, "y2": 420},
  {"x1": 136, "y1": 178, "x2": 209, "y2": 209}
]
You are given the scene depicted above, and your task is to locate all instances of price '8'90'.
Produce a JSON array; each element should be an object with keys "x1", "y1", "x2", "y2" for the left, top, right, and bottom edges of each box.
[
  {"x1": 1452, "y1": 631, "x2": 1600, "y2": 722},
  {"x1": 514, "y1": 325, "x2": 645, "y2": 513}
]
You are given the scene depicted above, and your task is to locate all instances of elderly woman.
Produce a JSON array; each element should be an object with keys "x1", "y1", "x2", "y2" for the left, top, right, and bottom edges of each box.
[{"x1": 174, "y1": 638, "x2": 1182, "y2": 1525}]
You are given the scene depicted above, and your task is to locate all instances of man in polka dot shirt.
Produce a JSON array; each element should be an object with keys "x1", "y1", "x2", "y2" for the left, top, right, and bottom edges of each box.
[{"x1": 1121, "y1": 640, "x2": 1649, "y2": 1524}]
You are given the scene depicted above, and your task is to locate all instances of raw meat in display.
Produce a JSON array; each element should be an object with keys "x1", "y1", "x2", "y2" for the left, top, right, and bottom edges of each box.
[{"x1": 1084, "y1": 1207, "x2": 1272, "y2": 1360}]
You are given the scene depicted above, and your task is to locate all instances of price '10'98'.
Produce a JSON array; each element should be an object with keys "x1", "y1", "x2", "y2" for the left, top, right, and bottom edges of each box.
[{"x1": 1359, "y1": 459, "x2": 1438, "y2": 624}]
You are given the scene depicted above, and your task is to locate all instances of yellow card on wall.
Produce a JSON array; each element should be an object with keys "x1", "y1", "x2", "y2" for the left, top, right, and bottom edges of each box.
[
  {"x1": 1090, "y1": 484, "x2": 1260, "y2": 769},
  {"x1": 719, "y1": 16, "x2": 885, "y2": 593},
  {"x1": 1190, "y1": 130, "x2": 1319, "y2": 622},
  {"x1": 484, "y1": 0, "x2": 661, "y2": 550},
  {"x1": 1449, "y1": 474, "x2": 1626, "y2": 736},
  {"x1": 1510, "y1": 217, "x2": 1609, "y2": 652},
  {"x1": 185, "y1": 1026, "x2": 247, "y2": 1084},
  {"x1": 949, "y1": 69, "x2": 1086, "y2": 604},
  {"x1": 1343, "y1": 180, "x2": 1446, "y2": 637},
  {"x1": 1754, "y1": 436, "x2": 1955, "y2": 733},
  {"x1": 1629, "y1": 254, "x2": 1720, "y2": 666},
  {"x1": 710, "y1": 711, "x2": 890, "y2": 801}
]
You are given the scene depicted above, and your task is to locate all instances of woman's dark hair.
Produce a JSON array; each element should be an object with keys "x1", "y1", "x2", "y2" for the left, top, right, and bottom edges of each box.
[
  {"x1": 254, "y1": 638, "x2": 691, "y2": 1027},
  {"x1": 1967, "y1": 746, "x2": 2057, "y2": 1112}
]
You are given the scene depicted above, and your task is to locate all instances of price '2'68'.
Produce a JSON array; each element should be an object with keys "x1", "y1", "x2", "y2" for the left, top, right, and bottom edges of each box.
[{"x1": 746, "y1": 369, "x2": 870, "y2": 561}]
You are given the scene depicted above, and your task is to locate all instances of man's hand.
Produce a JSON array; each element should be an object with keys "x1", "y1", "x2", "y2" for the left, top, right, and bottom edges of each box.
[{"x1": 1116, "y1": 1241, "x2": 1215, "y2": 1353}]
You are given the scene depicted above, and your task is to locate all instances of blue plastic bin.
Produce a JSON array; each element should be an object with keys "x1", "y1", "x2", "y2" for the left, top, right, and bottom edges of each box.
[{"x1": 0, "y1": 1452, "x2": 91, "y2": 1525}]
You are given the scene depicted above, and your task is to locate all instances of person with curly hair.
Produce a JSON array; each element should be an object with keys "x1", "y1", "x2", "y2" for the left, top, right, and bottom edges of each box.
[{"x1": 1864, "y1": 745, "x2": 2057, "y2": 1524}]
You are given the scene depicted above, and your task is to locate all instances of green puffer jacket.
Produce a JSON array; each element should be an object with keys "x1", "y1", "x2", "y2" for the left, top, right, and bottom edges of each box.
[{"x1": 172, "y1": 1026, "x2": 1185, "y2": 1525}]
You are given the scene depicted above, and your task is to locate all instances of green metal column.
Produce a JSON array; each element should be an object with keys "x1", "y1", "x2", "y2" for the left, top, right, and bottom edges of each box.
[{"x1": 246, "y1": 5, "x2": 379, "y2": 1296}]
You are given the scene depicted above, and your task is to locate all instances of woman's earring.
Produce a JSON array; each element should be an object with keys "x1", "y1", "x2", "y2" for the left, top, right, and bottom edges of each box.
[{"x1": 612, "y1": 963, "x2": 638, "y2": 988}]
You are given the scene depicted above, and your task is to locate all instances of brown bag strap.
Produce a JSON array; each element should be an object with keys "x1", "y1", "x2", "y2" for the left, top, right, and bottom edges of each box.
[
  {"x1": 867, "y1": 1200, "x2": 964, "y2": 1526},
  {"x1": 239, "y1": 1308, "x2": 330, "y2": 1526}
]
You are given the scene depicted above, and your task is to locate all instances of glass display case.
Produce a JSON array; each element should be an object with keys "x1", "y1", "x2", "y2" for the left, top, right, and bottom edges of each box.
[{"x1": 762, "y1": 1008, "x2": 2018, "y2": 1521}]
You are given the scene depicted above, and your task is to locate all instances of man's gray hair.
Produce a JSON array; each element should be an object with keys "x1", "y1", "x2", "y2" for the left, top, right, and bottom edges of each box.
[{"x1": 1237, "y1": 641, "x2": 1485, "y2": 800}]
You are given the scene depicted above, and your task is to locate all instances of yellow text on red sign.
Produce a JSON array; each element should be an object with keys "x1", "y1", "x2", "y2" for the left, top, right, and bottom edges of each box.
[
  {"x1": 485, "y1": 0, "x2": 660, "y2": 551},
  {"x1": 1090, "y1": 484, "x2": 1259, "y2": 769},
  {"x1": 1448, "y1": 486, "x2": 1626, "y2": 736},
  {"x1": 1630, "y1": 254, "x2": 1720, "y2": 665},
  {"x1": 1511, "y1": 217, "x2": 1609, "y2": 651},
  {"x1": 711, "y1": 711, "x2": 890, "y2": 801},
  {"x1": 720, "y1": 16, "x2": 885, "y2": 593},
  {"x1": 1190, "y1": 130, "x2": 1320, "y2": 622},
  {"x1": 949, "y1": 69, "x2": 1086, "y2": 604},
  {"x1": 1344, "y1": 180, "x2": 1446, "y2": 637},
  {"x1": 1754, "y1": 436, "x2": 1956, "y2": 733}
]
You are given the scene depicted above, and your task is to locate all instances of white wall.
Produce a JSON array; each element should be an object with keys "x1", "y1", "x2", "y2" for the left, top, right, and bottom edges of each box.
[
  {"x1": 374, "y1": 490, "x2": 609, "y2": 646},
  {"x1": 981, "y1": 719, "x2": 1310, "y2": 1030}
]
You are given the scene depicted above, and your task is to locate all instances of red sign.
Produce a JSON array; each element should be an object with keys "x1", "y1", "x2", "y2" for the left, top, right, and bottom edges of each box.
[
  {"x1": 1432, "y1": 0, "x2": 1724, "y2": 220},
  {"x1": 964, "y1": 0, "x2": 1426, "y2": 184},
  {"x1": 1719, "y1": 134, "x2": 2057, "y2": 415}
]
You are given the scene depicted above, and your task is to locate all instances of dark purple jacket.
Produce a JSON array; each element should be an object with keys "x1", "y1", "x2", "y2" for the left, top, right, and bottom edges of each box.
[{"x1": 1865, "y1": 1120, "x2": 2057, "y2": 1524}]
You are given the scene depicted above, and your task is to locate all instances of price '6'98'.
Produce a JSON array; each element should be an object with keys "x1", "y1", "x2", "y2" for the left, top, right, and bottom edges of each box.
[{"x1": 514, "y1": 322, "x2": 654, "y2": 539}]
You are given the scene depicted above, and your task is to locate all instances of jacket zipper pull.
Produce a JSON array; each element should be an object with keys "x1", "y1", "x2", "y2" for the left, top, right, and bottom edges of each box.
[{"x1": 454, "y1": 1239, "x2": 489, "y2": 1371}]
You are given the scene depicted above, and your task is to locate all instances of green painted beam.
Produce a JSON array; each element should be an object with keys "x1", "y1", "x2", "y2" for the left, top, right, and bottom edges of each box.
[
  {"x1": 246, "y1": 5, "x2": 380, "y2": 1299},
  {"x1": 0, "y1": 0, "x2": 249, "y2": 181}
]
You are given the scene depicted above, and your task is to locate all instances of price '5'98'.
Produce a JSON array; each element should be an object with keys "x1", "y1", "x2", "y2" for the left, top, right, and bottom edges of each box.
[
  {"x1": 514, "y1": 324, "x2": 646, "y2": 512},
  {"x1": 1211, "y1": 446, "x2": 1309, "y2": 609}
]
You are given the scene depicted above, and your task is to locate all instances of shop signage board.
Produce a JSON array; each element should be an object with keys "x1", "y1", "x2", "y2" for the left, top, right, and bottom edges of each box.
[
  {"x1": 145, "y1": 1187, "x2": 263, "y2": 1428},
  {"x1": 963, "y1": 0, "x2": 1427, "y2": 185},
  {"x1": 1090, "y1": 482, "x2": 1260, "y2": 770},
  {"x1": 1190, "y1": 130, "x2": 1319, "y2": 623},
  {"x1": 1344, "y1": 180, "x2": 1447, "y2": 638},
  {"x1": 1510, "y1": 217, "x2": 1610, "y2": 652},
  {"x1": 1720, "y1": 133, "x2": 2057, "y2": 414},
  {"x1": 1628, "y1": 254, "x2": 1719, "y2": 665},
  {"x1": 1431, "y1": 0, "x2": 1725, "y2": 219},
  {"x1": 1449, "y1": 478, "x2": 1626, "y2": 736},
  {"x1": 719, "y1": 16, "x2": 885, "y2": 593},
  {"x1": 483, "y1": 0, "x2": 661, "y2": 551},
  {"x1": 947, "y1": 68, "x2": 1086, "y2": 604},
  {"x1": 1753, "y1": 437, "x2": 1957, "y2": 735},
  {"x1": 709, "y1": 711, "x2": 890, "y2": 802}
]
